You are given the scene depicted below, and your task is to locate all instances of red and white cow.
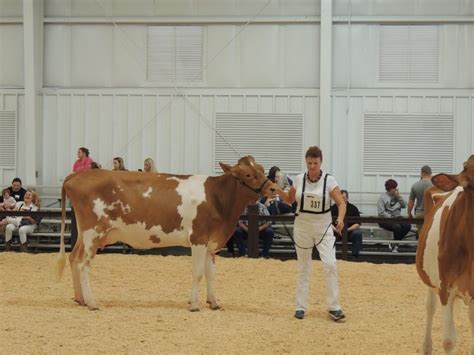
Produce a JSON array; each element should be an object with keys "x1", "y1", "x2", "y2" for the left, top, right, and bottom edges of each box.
[
  {"x1": 55, "y1": 156, "x2": 277, "y2": 311},
  {"x1": 416, "y1": 155, "x2": 474, "y2": 354}
]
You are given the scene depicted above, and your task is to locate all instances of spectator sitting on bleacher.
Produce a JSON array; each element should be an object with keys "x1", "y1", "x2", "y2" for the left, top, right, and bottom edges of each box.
[
  {"x1": 229, "y1": 201, "x2": 274, "y2": 258},
  {"x1": 112, "y1": 157, "x2": 127, "y2": 171},
  {"x1": 331, "y1": 190, "x2": 363, "y2": 258},
  {"x1": 377, "y1": 179, "x2": 411, "y2": 253},
  {"x1": 71, "y1": 147, "x2": 94, "y2": 249},
  {"x1": 73, "y1": 147, "x2": 95, "y2": 172},
  {"x1": 260, "y1": 166, "x2": 295, "y2": 214},
  {"x1": 1, "y1": 190, "x2": 40, "y2": 252},
  {"x1": 143, "y1": 158, "x2": 157, "y2": 173},
  {"x1": 5, "y1": 177, "x2": 27, "y2": 203},
  {"x1": 0, "y1": 188, "x2": 17, "y2": 211}
]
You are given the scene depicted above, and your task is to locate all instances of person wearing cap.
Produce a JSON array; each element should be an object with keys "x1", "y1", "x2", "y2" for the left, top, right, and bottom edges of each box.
[
  {"x1": 377, "y1": 179, "x2": 411, "y2": 253},
  {"x1": 407, "y1": 165, "x2": 432, "y2": 235}
]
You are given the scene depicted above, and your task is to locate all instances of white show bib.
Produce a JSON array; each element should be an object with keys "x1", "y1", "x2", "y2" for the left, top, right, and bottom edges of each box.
[{"x1": 302, "y1": 192, "x2": 324, "y2": 213}]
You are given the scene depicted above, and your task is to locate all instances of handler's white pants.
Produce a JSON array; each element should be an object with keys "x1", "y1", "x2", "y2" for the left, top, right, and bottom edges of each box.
[
  {"x1": 294, "y1": 217, "x2": 341, "y2": 312},
  {"x1": 4, "y1": 217, "x2": 35, "y2": 244}
]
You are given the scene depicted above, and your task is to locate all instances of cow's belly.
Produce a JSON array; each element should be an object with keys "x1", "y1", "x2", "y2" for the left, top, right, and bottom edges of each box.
[{"x1": 96, "y1": 222, "x2": 191, "y2": 249}]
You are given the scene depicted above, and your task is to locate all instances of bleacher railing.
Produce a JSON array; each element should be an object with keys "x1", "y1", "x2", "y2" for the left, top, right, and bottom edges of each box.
[
  {"x1": 242, "y1": 204, "x2": 424, "y2": 259},
  {"x1": 0, "y1": 208, "x2": 424, "y2": 260}
]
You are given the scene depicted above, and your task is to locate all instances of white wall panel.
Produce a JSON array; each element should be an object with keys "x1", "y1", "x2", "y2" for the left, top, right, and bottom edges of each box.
[
  {"x1": 71, "y1": 25, "x2": 113, "y2": 86},
  {"x1": 98, "y1": 95, "x2": 114, "y2": 167},
  {"x1": 113, "y1": 25, "x2": 147, "y2": 86},
  {"x1": 240, "y1": 25, "x2": 279, "y2": 87},
  {"x1": 56, "y1": 95, "x2": 72, "y2": 180},
  {"x1": 44, "y1": 25, "x2": 71, "y2": 87},
  {"x1": 283, "y1": 25, "x2": 319, "y2": 87},
  {"x1": 0, "y1": 0, "x2": 22, "y2": 16},
  {"x1": 260, "y1": 96, "x2": 273, "y2": 112},
  {"x1": 455, "y1": 97, "x2": 471, "y2": 169},
  {"x1": 0, "y1": 24, "x2": 23, "y2": 87},
  {"x1": 245, "y1": 95, "x2": 259, "y2": 112},
  {"x1": 156, "y1": 95, "x2": 171, "y2": 172},
  {"x1": 408, "y1": 96, "x2": 423, "y2": 112},
  {"x1": 44, "y1": 0, "x2": 319, "y2": 17},
  {"x1": 141, "y1": 95, "x2": 157, "y2": 167},
  {"x1": 394, "y1": 97, "x2": 408, "y2": 113},
  {"x1": 206, "y1": 26, "x2": 240, "y2": 87}
]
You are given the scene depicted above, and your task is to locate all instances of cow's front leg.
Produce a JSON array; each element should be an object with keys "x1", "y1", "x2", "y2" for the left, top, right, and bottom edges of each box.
[
  {"x1": 442, "y1": 293, "x2": 456, "y2": 354},
  {"x1": 421, "y1": 288, "x2": 436, "y2": 354},
  {"x1": 189, "y1": 245, "x2": 207, "y2": 311},
  {"x1": 205, "y1": 251, "x2": 220, "y2": 310}
]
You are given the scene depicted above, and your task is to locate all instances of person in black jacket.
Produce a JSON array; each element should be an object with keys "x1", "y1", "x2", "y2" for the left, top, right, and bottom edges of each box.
[{"x1": 331, "y1": 190, "x2": 363, "y2": 258}]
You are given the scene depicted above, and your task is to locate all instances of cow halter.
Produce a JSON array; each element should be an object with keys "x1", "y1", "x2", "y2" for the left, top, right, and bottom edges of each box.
[{"x1": 234, "y1": 176, "x2": 270, "y2": 195}]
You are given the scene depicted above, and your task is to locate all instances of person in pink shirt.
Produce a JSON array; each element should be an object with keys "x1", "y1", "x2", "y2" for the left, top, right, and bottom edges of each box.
[
  {"x1": 72, "y1": 147, "x2": 94, "y2": 172},
  {"x1": 71, "y1": 147, "x2": 94, "y2": 249}
]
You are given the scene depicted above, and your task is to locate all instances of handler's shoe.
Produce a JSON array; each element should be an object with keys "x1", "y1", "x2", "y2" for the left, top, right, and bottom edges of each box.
[
  {"x1": 294, "y1": 310, "x2": 305, "y2": 319},
  {"x1": 329, "y1": 310, "x2": 345, "y2": 322}
]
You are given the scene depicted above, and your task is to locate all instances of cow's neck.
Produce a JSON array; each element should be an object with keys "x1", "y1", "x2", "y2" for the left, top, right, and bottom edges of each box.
[{"x1": 215, "y1": 173, "x2": 260, "y2": 222}]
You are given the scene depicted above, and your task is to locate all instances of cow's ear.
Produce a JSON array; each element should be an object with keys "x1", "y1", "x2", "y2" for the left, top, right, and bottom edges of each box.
[
  {"x1": 219, "y1": 162, "x2": 232, "y2": 174},
  {"x1": 432, "y1": 173, "x2": 459, "y2": 191}
]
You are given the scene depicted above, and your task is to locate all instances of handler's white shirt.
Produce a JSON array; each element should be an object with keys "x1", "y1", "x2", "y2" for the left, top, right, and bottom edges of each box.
[{"x1": 293, "y1": 172, "x2": 338, "y2": 225}]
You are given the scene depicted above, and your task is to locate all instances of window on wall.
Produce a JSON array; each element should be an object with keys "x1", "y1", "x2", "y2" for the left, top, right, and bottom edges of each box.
[
  {"x1": 379, "y1": 25, "x2": 439, "y2": 82},
  {"x1": 146, "y1": 26, "x2": 204, "y2": 82},
  {"x1": 363, "y1": 113, "x2": 454, "y2": 174},
  {"x1": 0, "y1": 111, "x2": 17, "y2": 168},
  {"x1": 214, "y1": 112, "x2": 303, "y2": 174}
]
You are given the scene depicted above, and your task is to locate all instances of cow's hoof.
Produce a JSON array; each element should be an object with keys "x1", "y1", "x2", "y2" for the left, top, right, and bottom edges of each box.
[
  {"x1": 206, "y1": 301, "x2": 221, "y2": 310},
  {"x1": 88, "y1": 305, "x2": 100, "y2": 311},
  {"x1": 189, "y1": 306, "x2": 200, "y2": 312},
  {"x1": 73, "y1": 298, "x2": 85, "y2": 306}
]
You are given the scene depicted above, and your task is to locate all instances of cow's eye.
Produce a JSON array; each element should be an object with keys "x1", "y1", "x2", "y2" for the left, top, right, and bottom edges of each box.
[{"x1": 246, "y1": 174, "x2": 251, "y2": 178}]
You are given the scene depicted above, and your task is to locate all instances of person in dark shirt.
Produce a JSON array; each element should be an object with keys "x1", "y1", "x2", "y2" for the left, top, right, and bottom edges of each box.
[
  {"x1": 7, "y1": 177, "x2": 27, "y2": 202},
  {"x1": 331, "y1": 190, "x2": 363, "y2": 257}
]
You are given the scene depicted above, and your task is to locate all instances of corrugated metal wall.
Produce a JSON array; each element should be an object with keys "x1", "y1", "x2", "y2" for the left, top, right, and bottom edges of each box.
[{"x1": 0, "y1": 0, "x2": 473, "y2": 214}]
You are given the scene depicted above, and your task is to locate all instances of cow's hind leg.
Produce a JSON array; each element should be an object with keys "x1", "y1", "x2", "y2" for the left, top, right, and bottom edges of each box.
[
  {"x1": 442, "y1": 293, "x2": 456, "y2": 354},
  {"x1": 189, "y1": 245, "x2": 207, "y2": 312},
  {"x1": 78, "y1": 232, "x2": 100, "y2": 310},
  {"x1": 205, "y1": 251, "x2": 220, "y2": 310},
  {"x1": 421, "y1": 288, "x2": 437, "y2": 354},
  {"x1": 69, "y1": 235, "x2": 85, "y2": 305}
]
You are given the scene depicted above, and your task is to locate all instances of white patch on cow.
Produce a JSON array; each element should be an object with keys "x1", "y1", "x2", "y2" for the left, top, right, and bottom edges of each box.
[
  {"x1": 143, "y1": 187, "x2": 152, "y2": 198},
  {"x1": 112, "y1": 189, "x2": 116, "y2": 194},
  {"x1": 167, "y1": 175, "x2": 208, "y2": 245},
  {"x1": 423, "y1": 187, "x2": 464, "y2": 288},
  {"x1": 207, "y1": 241, "x2": 218, "y2": 254},
  {"x1": 88, "y1": 176, "x2": 208, "y2": 250},
  {"x1": 106, "y1": 200, "x2": 131, "y2": 214},
  {"x1": 101, "y1": 217, "x2": 190, "y2": 249},
  {"x1": 92, "y1": 199, "x2": 108, "y2": 220}
]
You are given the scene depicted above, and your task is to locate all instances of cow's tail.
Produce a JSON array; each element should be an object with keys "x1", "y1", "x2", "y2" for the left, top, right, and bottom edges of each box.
[{"x1": 55, "y1": 185, "x2": 67, "y2": 281}]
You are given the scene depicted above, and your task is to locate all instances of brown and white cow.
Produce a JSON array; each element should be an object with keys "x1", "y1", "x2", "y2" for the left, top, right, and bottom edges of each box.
[
  {"x1": 416, "y1": 155, "x2": 474, "y2": 354},
  {"x1": 55, "y1": 156, "x2": 277, "y2": 311}
]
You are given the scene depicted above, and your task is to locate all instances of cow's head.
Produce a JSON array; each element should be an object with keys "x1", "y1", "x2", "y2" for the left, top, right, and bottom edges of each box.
[
  {"x1": 219, "y1": 156, "x2": 278, "y2": 197},
  {"x1": 432, "y1": 155, "x2": 474, "y2": 192}
]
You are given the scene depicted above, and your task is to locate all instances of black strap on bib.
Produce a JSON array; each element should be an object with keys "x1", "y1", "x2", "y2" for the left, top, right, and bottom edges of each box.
[{"x1": 299, "y1": 173, "x2": 331, "y2": 214}]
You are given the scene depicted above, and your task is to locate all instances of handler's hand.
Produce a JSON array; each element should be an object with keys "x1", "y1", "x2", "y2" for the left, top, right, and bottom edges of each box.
[{"x1": 335, "y1": 220, "x2": 344, "y2": 235}]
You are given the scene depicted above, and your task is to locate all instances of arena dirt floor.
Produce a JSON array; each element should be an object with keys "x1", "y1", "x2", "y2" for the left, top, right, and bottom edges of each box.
[{"x1": 0, "y1": 253, "x2": 472, "y2": 354}]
